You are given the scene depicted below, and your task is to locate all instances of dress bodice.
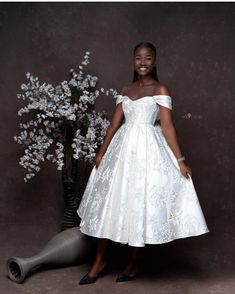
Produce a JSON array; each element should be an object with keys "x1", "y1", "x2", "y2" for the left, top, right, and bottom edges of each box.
[{"x1": 116, "y1": 94, "x2": 172, "y2": 125}]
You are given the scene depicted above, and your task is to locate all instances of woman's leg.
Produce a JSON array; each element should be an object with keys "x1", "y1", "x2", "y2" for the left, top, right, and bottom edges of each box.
[
  {"x1": 122, "y1": 247, "x2": 142, "y2": 276},
  {"x1": 86, "y1": 238, "x2": 108, "y2": 277}
]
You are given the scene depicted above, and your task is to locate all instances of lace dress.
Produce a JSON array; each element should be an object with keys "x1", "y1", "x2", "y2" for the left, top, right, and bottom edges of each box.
[{"x1": 77, "y1": 94, "x2": 210, "y2": 247}]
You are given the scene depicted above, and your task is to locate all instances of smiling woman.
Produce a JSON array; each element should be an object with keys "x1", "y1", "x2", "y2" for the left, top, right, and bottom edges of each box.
[
  {"x1": 77, "y1": 41, "x2": 210, "y2": 285},
  {"x1": 134, "y1": 53, "x2": 156, "y2": 75},
  {"x1": 133, "y1": 42, "x2": 159, "y2": 82}
]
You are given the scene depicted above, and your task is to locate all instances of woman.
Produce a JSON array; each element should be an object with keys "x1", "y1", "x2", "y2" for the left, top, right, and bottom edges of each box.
[{"x1": 77, "y1": 42, "x2": 209, "y2": 285}]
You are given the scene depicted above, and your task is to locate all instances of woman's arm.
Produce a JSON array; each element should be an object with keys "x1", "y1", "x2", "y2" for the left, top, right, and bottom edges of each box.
[
  {"x1": 93, "y1": 87, "x2": 126, "y2": 167},
  {"x1": 157, "y1": 85, "x2": 192, "y2": 178}
]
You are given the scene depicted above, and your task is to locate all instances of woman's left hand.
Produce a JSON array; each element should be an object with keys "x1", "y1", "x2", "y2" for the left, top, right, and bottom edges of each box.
[{"x1": 179, "y1": 162, "x2": 192, "y2": 179}]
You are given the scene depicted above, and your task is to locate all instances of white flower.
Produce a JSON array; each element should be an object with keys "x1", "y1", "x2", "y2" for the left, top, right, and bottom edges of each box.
[{"x1": 15, "y1": 55, "x2": 117, "y2": 181}]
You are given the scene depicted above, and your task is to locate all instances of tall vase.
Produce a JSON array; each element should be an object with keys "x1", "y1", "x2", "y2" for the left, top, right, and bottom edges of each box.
[
  {"x1": 6, "y1": 227, "x2": 94, "y2": 284},
  {"x1": 61, "y1": 175, "x2": 80, "y2": 230},
  {"x1": 61, "y1": 120, "x2": 82, "y2": 230}
]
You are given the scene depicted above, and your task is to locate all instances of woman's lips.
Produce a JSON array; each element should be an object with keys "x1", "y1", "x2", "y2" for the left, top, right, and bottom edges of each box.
[{"x1": 139, "y1": 67, "x2": 148, "y2": 72}]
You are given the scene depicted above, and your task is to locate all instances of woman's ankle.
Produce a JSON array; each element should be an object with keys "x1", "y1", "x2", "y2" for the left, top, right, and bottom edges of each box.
[
  {"x1": 87, "y1": 262, "x2": 105, "y2": 277},
  {"x1": 123, "y1": 264, "x2": 138, "y2": 276}
]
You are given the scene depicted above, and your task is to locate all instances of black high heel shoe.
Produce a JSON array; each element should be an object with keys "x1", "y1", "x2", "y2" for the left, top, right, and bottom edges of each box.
[
  {"x1": 115, "y1": 271, "x2": 137, "y2": 282},
  {"x1": 78, "y1": 264, "x2": 108, "y2": 285}
]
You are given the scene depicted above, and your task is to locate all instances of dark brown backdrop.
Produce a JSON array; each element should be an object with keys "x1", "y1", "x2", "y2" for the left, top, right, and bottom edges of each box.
[{"x1": 0, "y1": 2, "x2": 234, "y2": 287}]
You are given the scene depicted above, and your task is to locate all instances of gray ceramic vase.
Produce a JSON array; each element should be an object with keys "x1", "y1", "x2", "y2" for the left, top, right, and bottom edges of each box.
[{"x1": 6, "y1": 227, "x2": 94, "y2": 283}]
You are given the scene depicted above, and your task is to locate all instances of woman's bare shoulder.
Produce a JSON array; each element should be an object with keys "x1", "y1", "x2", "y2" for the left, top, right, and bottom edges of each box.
[
  {"x1": 154, "y1": 82, "x2": 171, "y2": 96},
  {"x1": 118, "y1": 84, "x2": 131, "y2": 95}
]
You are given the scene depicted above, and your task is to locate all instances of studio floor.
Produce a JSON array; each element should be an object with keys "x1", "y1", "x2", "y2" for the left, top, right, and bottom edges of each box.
[{"x1": 1, "y1": 224, "x2": 235, "y2": 294}]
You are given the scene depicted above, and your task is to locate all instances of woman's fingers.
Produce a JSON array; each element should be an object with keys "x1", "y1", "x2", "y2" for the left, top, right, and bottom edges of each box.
[{"x1": 186, "y1": 169, "x2": 192, "y2": 179}]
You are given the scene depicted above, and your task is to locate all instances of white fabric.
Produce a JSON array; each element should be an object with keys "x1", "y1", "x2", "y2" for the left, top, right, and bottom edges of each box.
[{"x1": 77, "y1": 95, "x2": 209, "y2": 247}]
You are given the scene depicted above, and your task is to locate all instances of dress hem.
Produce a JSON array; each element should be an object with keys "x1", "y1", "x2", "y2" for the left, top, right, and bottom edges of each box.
[{"x1": 79, "y1": 225, "x2": 210, "y2": 247}]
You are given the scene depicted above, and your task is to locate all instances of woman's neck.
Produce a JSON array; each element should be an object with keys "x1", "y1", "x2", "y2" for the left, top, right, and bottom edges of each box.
[{"x1": 137, "y1": 77, "x2": 155, "y2": 87}]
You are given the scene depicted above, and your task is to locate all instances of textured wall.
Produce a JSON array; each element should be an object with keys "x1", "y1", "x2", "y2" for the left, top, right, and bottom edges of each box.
[{"x1": 0, "y1": 2, "x2": 234, "y2": 274}]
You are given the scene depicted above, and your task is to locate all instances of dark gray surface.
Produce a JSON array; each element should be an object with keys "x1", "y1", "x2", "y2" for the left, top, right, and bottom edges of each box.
[{"x1": 0, "y1": 2, "x2": 234, "y2": 293}]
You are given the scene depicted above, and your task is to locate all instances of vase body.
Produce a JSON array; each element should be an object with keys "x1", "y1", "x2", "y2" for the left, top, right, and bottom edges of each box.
[
  {"x1": 61, "y1": 178, "x2": 80, "y2": 230},
  {"x1": 7, "y1": 227, "x2": 93, "y2": 283}
]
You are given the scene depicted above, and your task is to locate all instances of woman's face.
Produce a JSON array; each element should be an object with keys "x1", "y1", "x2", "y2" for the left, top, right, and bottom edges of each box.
[{"x1": 133, "y1": 47, "x2": 156, "y2": 77}]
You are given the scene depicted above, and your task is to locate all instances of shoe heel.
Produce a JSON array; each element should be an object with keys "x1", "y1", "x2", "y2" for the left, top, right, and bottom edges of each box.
[
  {"x1": 98, "y1": 265, "x2": 108, "y2": 278},
  {"x1": 99, "y1": 272, "x2": 105, "y2": 278}
]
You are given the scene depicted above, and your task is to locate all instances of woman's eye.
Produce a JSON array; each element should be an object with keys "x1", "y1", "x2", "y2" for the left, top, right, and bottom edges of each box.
[{"x1": 135, "y1": 57, "x2": 152, "y2": 61}]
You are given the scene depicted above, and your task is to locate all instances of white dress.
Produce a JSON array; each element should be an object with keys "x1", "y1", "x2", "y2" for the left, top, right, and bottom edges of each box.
[{"x1": 77, "y1": 94, "x2": 210, "y2": 247}]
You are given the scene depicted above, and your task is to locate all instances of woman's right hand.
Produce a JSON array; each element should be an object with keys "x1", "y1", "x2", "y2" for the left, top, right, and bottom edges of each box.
[
  {"x1": 93, "y1": 153, "x2": 104, "y2": 169},
  {"x1": 179, "y1": 162, "x2": 192, "y2": 179}
]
